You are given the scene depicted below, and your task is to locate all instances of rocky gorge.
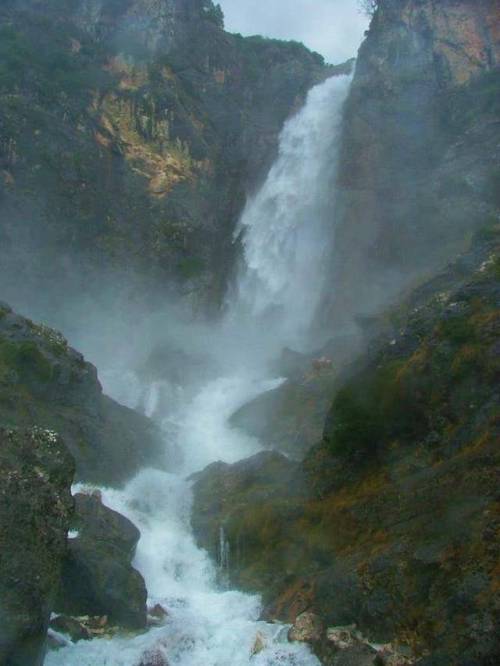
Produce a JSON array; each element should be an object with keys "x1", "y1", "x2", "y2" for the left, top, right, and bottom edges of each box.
[{"x1": 0, "y1": 1, "x2": 498, "y2": 665}]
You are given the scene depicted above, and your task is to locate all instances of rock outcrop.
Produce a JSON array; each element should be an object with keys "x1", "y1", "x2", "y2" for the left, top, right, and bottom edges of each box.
[
  {"x1": 190, "y1": 450, "x2": 302, "y2": 588},
  {"x1": 0, "y1": 427, "x2": 74, "y2": 666},
  {"x1": 0, "y1": 0, "x2": 335, "y2": 317},
  {"x1": 57, "y1": 492, "x2": 147, "y2": 629},
  {"x1": 324, "y1": 0, "x2": 500, "y2": 332},
  {"x1": 0, "y1": 302, "x2": 163, "y2": 485},
  {"x1": 192, "y1": 226, "x2": 500, "y2": 664}
]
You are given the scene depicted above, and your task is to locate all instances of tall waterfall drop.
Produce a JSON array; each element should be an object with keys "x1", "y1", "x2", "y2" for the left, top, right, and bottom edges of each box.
[
  {"x1": 46, "y1": 75, "x2": 352, "y2": 666},
  {"x1": 234, "y1": 74, "x2": 352, "y2": 349}
]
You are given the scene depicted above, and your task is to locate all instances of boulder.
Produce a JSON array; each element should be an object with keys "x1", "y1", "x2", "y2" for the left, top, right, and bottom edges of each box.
[
  {"x1": 56, "y1": 493, "x2": 147, "y2": 629},
  {"x1": 326, "y1": 626, "x2": 357, "y2": 651},
  {"x1": 147, "y1": 603, "x2": 169, "y2": 626},
  {"x1": 0, "y1": 427, "x2": 74, "y2": 666},
  {"x1": 251, "y1": 631, "x2": 267, "y2": 656},
  {"x1": 288, "y1": 612, "x2": 324, "y2": 643},
  {"x1": 50, "y1": 613, "x2": 121, "y2": 642},
  {"x1": 49, "y1": 616, "x2": 91, "y2": 642},
  {"x1": 137, "y1": 647, "x2": 170, "y2": 666}
]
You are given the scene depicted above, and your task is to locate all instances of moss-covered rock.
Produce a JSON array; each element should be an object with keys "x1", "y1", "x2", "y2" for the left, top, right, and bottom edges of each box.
[
  {"x1": 0, "y1": 426, "x2": 75, "y2": 666},
  {"x1": 0, "y1": 303, "x2": 164, "y2": 485}
]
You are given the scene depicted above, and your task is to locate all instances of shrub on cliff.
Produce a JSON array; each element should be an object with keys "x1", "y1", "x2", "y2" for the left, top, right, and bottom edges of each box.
[{"x1": 327, "y1": 386, "x2": 383, "y2": 458}]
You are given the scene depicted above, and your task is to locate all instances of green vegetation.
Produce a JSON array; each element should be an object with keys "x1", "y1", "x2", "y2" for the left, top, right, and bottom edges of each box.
[
  {"x1": 0, "y1": 21, "x2": 113, "y2": 103},
  {"x1": 0, "y1": 339, "x2": 53, "y2": 383},
  {"x1": 326, "y1": 240, "x2": 499, "y2": 461},
  {"x1": 328, "y1": 386, "x2": 384, "y2": 458},
  {"x1": 202, "y1": 2, "x2": 224, "y2": 28}
]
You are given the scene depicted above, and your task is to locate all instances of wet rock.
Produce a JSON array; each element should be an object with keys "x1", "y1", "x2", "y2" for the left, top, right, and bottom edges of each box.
[
  {"x1": 137, "y1": 647, "x2": 170, "y2": 666},
  {"x1": 73, "y1": 492, "x2": 141, "y2": 558},
  {"x1": 251, "y1": 631, "x2": 267, "y2": 656},
  {"x1": 148, "y1": 603, "x2": 169, "y2": 626},
  {"x1": 331, "y1": 643, "x2": 379, "y2": 666},
  {"x1": 288, "y1": 612, "x2": 324, "y2": 643},
  {"x1": 0, "y1": 427, "x2": 74, "y2": 666},
  {"x1": 318, "y1": 626, "x2": 417, "y2": 666},
  {"x1": 376, "y1": 646, "x2": 416, "y2": 666},
  {"x1": 57, "y1": 493, "x2": 147, "y2": 629},
  {"x1": 46, "y1": 629, "x2": 72, "y2": 650},
  {"x1": 49, "y1": 615, "x2": 91, "y2": 642},
  {"x1": 326, "y1": 625, "x2": 357, "y2": 650}
]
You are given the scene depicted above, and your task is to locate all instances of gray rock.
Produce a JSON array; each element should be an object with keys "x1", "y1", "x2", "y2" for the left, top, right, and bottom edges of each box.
[
  {"x1": 57, "y1": 493, "x2": 147, "y2": 629},
  {"x1": 0, "y1": 427, "x2": 74, "y2": 666}
]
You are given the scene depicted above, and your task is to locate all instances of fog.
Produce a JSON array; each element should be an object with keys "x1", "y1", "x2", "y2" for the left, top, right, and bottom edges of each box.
[{"x1": 220, "y1": 0, "x2": 368, "y2": 63}]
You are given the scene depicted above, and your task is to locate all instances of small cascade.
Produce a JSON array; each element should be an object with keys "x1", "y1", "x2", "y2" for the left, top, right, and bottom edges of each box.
[
  {"x1": 218, "y1": 525, "x2": 231, "y2": 587},
  {"x1": 219, "y1": 526, "x2": 231, "y2": 572}
]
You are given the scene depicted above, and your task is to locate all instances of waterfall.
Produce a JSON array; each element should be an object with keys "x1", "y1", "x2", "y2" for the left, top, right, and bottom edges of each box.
[
  {"x1": 234, "y1": 74, "x2": 352, "y2": 350},
  {"x1": 46, "y1": 74, "x2": 352, "y2": 666}
]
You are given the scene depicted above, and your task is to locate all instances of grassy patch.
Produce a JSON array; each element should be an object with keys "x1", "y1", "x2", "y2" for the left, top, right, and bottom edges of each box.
[{"x1": 0, "y1": 339, "x2": 53, "y2": 383}]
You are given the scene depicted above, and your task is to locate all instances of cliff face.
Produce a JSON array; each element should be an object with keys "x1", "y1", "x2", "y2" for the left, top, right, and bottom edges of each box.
[
  {"x1": 325, "y1": 0, "x2": 500, "y2": 330},
  {"x1": 0, "y1": 0, "x2": 330, "y2": 318}
]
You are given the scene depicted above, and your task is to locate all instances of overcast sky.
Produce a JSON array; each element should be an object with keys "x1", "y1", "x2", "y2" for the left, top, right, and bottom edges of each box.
[{"x1": 219, "y1": 0, "x2": 369, "y2": 64}]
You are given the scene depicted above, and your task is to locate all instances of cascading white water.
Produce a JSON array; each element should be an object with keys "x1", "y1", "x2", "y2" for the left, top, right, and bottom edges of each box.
[
  {"x1": 234, "y1": 74, "x2": 352, "y2": 350},
  {"x1": 46, "y1": 74, "x2": 351, "y2": 666}
]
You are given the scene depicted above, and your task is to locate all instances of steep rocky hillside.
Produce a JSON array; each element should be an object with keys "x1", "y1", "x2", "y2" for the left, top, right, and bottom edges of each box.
[
  {"x1": 324, "y1": 0, "x2": 500, "y2": 331},
  {"x1": 0, "y1": 0, "x2": 333, "y2": 318},
  {"x1": 0, "y1": 302, "x2": 163, "y2": 484},
  {"x1": 192, "y1": 225, "x2": 500, "y2": 665}
]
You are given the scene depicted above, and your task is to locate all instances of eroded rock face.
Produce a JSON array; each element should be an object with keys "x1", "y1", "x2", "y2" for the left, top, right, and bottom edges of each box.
[
  {"x1": 0, "y1": 303, "x2": 163, "y2": 485},
  {"x1": 324, "y1": 0, "x2": 500, "y2": 332},
  {"x1": 57, "y1": 492, "x2": 147, "y2": 629},
  {"x1": 0, "y1": 427, "x2": 74, "y2": 666},
  {"x1": 0, "y1": 0, "x2": 332, "y2": 315}
]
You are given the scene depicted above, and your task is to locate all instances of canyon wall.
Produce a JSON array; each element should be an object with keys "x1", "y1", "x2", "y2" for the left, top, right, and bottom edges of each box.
[{"x1": 324, "y1": 0, "x2": 500, "y2": 331}]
